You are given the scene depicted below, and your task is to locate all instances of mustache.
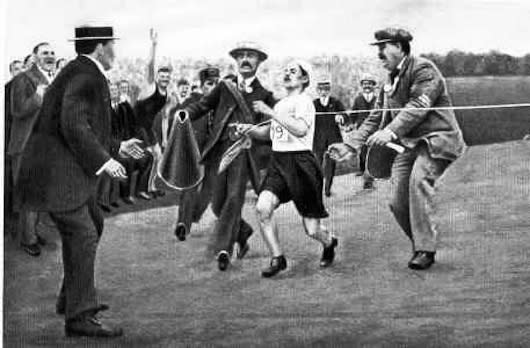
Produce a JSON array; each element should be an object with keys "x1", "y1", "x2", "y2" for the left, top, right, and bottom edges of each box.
[{"x1": 241, "y1": 62, "x2": 253, "y2": 68}]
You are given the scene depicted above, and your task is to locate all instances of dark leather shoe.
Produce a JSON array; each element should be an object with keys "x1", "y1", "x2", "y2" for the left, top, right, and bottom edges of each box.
[
  {"x1": 217, "y1": 251, "x2": 230, "y2": 271},
  {"x1": 122, "y1": 196, "x2": 135, "y2": 205},
  {"x1": 320, "y1": 237, "x2": 338, "y2": 268},
  {"x1": 110, "y1": 201, "x2": 120, "y2": 208},
  {"x1": 174, "y1": 223, "x2": 187, "y2": 241},
  {"x1": 262, "y1": 255, "x2": 287, "y2": 278},
  {"x1": 154, "y1": 190, "x2": 166, "y2": 197},
  {"x1": 65, "y1": 316, "x2": 123, "y2": 338},
  {"x1": 36, "y1": 234, "x2": 47, "y2": 246},
  {"x1": 21, "y1": 243, "x2": 41, "y2": 257},
  {"x1": 408, "y1": 251, "x2": 435, "y2": 270},
  {"x1": 137, "y1": 192, "x2": 151, "y2": 201}
]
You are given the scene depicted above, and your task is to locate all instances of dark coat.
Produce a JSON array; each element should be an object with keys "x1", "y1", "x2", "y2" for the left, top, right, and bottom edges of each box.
[
  {"x1": 351, "y1": 93, "x2": 377, "y2": 128},
  {"x1": 184, "y1": 79, "x2": 275, "y2": 169},
  {"x1": 17, "y1": 55, "x2": 118, "y2": 212},
  {"x1": 345, "y1": 55, "x2": 466, "y2": 161},
  {"x1": 313, "y1": 96, "x2": 345, "y2": 148},
  {"x1": 8, "y1": 64, "x2": 49, "y2": 157}
]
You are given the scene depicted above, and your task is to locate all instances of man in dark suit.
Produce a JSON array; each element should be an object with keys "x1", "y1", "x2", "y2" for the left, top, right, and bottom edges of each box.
[
  {"x1": 115, "y1": 79, "x2": 153, "y2": 202},
  {"x1": 181, "y1": 42, "x2": 275, "y2": 271},
  {"x1": 329, "y1": 28, "x2": 466, "y2": 270},
  {"x1": 171, "y1": 67, "x2": 220, "y2": 241},
  {"x1": 351, "y1": 73, "x2": 378, "y2": 190},
  {"x1": 4, "y1": 60, "x2": 24, "y2": 240},
  {"x1": 17, "y1": 26, "x2": 144, "y2": 337},
  {"x1": 312, "y1": 80, "x2": 346, "y2": 197},
  {"x1": 9, "y1": 42, "x2": 56, "y2": 256}
]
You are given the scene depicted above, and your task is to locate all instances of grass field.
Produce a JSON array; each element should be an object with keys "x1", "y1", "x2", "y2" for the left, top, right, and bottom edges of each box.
[
  {"x1": 4, "y1": 140, "x2": 530, "y2": 347},
  {"x1": 447, "y1": 76, "x2": 530, "y2": 145}
]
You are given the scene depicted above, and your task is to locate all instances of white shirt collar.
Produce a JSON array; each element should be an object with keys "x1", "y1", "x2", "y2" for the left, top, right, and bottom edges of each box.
[
  {"x1": 37, "y1": 65, "x2": 54, "y2": 84},
  {"x1": 82, "y1": 54, "x2": 107, "y2": 78},
  {"x1": 319, "y1": 96, "x2": 330, "y2": 106},
  {"x1": 396, "y1": 56, "x2": 407, "y2": 71},
  {"x1": 238, "y1": 74, "x2": 256, "y2": 87},
  {"x1": 362, "y1": 92, "x2": 374, "y2": 102}
]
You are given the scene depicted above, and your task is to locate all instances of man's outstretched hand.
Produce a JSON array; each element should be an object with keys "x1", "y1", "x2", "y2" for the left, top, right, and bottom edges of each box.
[
  {"x1": 327, "y1": 143, "x2": 356, "y2": 162},
  {"x1": 119, "y1": 138, "x2": 145, "y2": 159}
]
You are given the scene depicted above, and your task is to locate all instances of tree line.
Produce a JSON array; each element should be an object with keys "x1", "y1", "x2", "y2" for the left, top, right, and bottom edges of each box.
[{"x1": 420, "y1": 50, "x2": 530, "y2": 77}]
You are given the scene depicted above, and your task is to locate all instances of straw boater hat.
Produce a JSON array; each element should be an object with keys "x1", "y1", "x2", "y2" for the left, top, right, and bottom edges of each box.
[
  {"x1": 229, "y1": 41, "x2": 268, "y2": 61},
  {"x1": 69, "y1": 26, "x2": 119, "y2": 41}
]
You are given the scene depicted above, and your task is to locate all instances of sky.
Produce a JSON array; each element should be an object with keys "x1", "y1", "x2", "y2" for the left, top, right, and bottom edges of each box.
[{"x1": 2, "y1": 0, "x2": 530, "y2": 67}]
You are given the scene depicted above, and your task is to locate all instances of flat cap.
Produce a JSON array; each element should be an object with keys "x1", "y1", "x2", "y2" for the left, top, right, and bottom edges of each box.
[
  {"x1": 199, "y1": 67, "x2": 220, "y2": 84},
  {"x1": 370, "y1": 27, "x2": 413, "y2": 45},
  {"x1": 229, "y1": 41, "x2": 268, "y2": 61}
]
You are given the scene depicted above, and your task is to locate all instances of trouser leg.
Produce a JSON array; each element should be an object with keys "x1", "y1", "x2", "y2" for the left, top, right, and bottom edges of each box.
[{"x1": 409, "y1": 146, "x2": 450, "y2": 252}]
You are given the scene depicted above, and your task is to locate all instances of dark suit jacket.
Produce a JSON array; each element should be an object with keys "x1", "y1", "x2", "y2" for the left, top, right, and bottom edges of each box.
[
  {"x1": 345, "y1": 55, "x2": 466, "y2": 161},
  {"x1": 8, "y1": 64, "x2": 49, "y2": 157},
  {"x1": 184, "y1": 79, "x2": 275, "y2": 168},
  {"x1": 17, "y1": 56, "x2": 118, "y2": 212},
  {"x1": 313, "y1": 96, "x2": 345, "y2": 147},
  {"x1": 351, "y1": 93, "x2": 377, "y2": 128}
]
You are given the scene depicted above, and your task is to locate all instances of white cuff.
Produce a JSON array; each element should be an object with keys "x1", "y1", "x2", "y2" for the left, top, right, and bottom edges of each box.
[{"x1": 96, "y1": 159, "x2": 113, "y2": 176}]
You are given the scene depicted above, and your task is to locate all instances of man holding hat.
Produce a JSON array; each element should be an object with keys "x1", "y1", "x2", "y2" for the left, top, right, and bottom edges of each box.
[
  {"x1": 312, "y1": 79, "x2": 346, "y2": 197},
  {"x1": 329, "y1": 27, "x2": 466, "y2": 270},
  {"x1": 17, "y1": 25, "x2": 144, "y2": 337},
  {"x1": 169, "y1": 66, "x2": 220, "y2": 240},
  {"x1": 179, "y1": 42, "x2": 275, "y2": 271},
  {"x1": 351, "y1": 73, "x2": 378, "y2": 190}
]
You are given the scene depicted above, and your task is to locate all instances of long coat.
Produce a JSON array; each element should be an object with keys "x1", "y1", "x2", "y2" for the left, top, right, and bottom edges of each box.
[
  {"x1": 8, "y1": 64, "x2": 49, "y2": 158},
  {"x1": 184, "y1": 79, "x2": 275, "y2": 170},
  {"x1": 17, "y1": 55, "x2": 118, "y2": 212},
  {"x1": 345, "y1": 55, "x2": 466, "y2": 161}
]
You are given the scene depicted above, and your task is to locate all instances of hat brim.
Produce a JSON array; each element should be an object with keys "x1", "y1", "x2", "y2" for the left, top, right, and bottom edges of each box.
[
  {"x1": 229, "y1": 48, "x2": 268, "y2": 61},
  {"x1": 68, "y1": 37, "x2": 120, "y2": 41},
  {"x1": 369, "y1": 39, "x2": 396, "y2": 46}
]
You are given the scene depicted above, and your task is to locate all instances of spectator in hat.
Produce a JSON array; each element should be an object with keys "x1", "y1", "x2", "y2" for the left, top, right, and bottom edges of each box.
[
  {"x1": 23, "y1": 54, "x2": 35, "y2": 70},
  {"x1": 312, "y1": 79, "x2": 346, "y2": 197},
  {"x1": 16, "y1": 25, "x2": 145, "y2": 337},
  {"x1": 351, "y1": 73, "x2": 378, "y2": 190},
  {"x1": 329, "y1": 27, "x2": 466, "y2": 270},
  {"x1": 179, "y1": 41, "x2": 276, "y2": 271}
]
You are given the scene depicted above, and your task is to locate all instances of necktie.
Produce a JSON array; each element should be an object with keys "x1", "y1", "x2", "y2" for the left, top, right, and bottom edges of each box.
[{"x1": 389, "y1": 69, "x2": 400, "y2": 84}]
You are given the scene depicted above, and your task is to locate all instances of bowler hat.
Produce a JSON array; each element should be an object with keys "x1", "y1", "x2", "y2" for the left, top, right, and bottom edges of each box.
[
  {"x1": 370, "y1": 27, "x2": 412, "y2": 45},
  {"x1": 69, "y1": 26, "x2": 119, "y2": 41},
  {"x1": 229, "y1": 41, "x2": 268, "y2": 61}
]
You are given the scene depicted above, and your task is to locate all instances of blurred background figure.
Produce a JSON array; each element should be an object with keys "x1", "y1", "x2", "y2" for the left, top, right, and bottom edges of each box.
[
  {"x1": 351, "y1": 73, "x2": 378, "y2": 190},
  {"x1": 8, "y1": 41, "x2": 56, "y2": 256},
  {"x1": 312, "y1": 79, "x2": 346, "y2": 197}
]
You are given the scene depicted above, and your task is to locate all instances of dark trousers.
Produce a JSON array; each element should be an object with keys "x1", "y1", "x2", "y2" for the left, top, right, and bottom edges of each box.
[
  {"x1": 210, "y1": 151, "x2": 253, "y2": 254},
  {"x1": 119, "y1": 153, "x2": 153, "y2": 196},
  {"x1": 11, "y1": 154, "x2": 40, "y2": 244},
  {"x1": 96, "y1": 175, "x2": 119, "y2": 206},
  {"x1": 359, "y1": 145, "x2": 374, "y2": 185},
  {"x1": 50, "y1": 196, "x2": 103, "y2": 321},
  {"x1": 177, "y1": 160, "x2": 215, "y2": 232},
  {"x1": 314, "y1": 143, "x2": 336, "y2": 195}
]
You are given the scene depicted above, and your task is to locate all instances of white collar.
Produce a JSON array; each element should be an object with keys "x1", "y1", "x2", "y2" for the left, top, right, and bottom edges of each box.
[
  {"x1": 238, "y1": 74, "x2": 256, "y2": 87},
  {"x1": 319, "y1": 95, "x2": 330, "y2": 106},
  {"x1": 37, "y1": 65, "x2": 54, "y2": 83},
  {"x1": 363, "y1": 92, "x2": 374, "y2": 101},
  {"x1": 396, "y1": 56, "x2": 407, "y2": 71},
  {"x1": 82, "y1": 54, "x2": 107, "y2": 78}
]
